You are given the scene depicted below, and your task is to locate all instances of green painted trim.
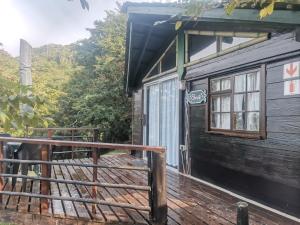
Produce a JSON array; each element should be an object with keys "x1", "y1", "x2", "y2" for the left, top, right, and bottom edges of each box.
[
  {"x1": 177, "y1": 30, "x2": 186, "y2": 80},
  {"x1": 198, "y1": 8, "x2": 300, "y2": 25},
  {"x1": 126, "y1": 5, "x2": 300, "y2": 25}
]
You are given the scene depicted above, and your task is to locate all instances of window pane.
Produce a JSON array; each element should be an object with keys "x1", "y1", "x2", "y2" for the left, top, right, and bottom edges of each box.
[
  {"x1": 211, "y1": 113, "x2": 221, "y2": 128},
  {"x1": 211, "y1": 96, "x2": 220, "y2": 112},
  {"x1": 221, "y1": 78, "x2": 231, "y2": 91},
  {"x1": 211, "y1": 80, "x2": 220, "y2": 92},
  {"x1": 233, "y1": 112, "x2": 246, "y2": 130},
  {"x1": 149, "y1": 64, "x2": 159, "y2": 76},
  {"x1": 221, "y1": 95, "x2": 231, "y2": 112},
  {"x1": 234, "y1": 94, "x2": 246, "y2": 111},
  {"x1": 234, "y1": 75, "x2": 246, "y2": 92},
  {"x1": 247, "y1": 92, "x2": 260, "y2": 111},
  {"x1": 247, "y1": 112, "x2": 260, "y2": 131},
  {"x1": 221, "y1": 113, "x2": 230, "y2": 129},
  {"x1": 161, "y1": 43, "x2": 176, "y2": 72},
  {"x1": 247, "y1": 72, "x2": 260, "y2": 91},
  {"x1": 189, "y1": 35, "x2": 217, "y2": 62},
  {"x1": 221, "y1": 37, "x2": 254, "y2": 51}
]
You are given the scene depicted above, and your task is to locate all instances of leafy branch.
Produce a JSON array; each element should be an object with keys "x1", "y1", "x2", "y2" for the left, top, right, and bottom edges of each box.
[{"x1": 0, "y1": 77, "x2": 52, "y2": 135}]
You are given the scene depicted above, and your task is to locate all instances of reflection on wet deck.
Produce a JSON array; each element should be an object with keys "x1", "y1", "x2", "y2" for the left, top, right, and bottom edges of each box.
[{"x1": 0, "y1": 154, "x2": 298, "y2": 225}]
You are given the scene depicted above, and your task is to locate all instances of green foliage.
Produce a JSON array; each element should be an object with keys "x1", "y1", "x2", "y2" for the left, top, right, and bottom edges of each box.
[
  {"x1": 182, "y1": 0, "x2": 299, "y2": 19},
  {"x1": 0, "y1": 8, "x2": 131, "y2": 142},
  {"x1": 31, "y1": 44, "x2": 79, "y2": 120},
  {"x1": 0, "y1": 77, "x2": 51, "y2": 136},
  {"x1": 57, "y1": 9, "x2": 131, "y2": 142},
  {"x1": 0, "y1": 46, "x2": 73, "y2": 135}
]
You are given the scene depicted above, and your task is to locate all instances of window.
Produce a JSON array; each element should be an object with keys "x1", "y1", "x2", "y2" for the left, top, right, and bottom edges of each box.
[
  {"x1": 221, "y1": 36, "x2": 254, "y2": 51},
  {"x1": 186, "y1": 31, "x2": 268, "y2": 63},
  {"x1": 188, "y1": 35, "x2": 217, "y2": 62},
  {"x1": 209, "y1": 69, "x2": 265, "y2": 137},
  {"x1": 146, "y1": 41, "x2": 177, "y2": 78},
  {"x1": 161, "y1": 42, "x2": 176, "y2": 72}
]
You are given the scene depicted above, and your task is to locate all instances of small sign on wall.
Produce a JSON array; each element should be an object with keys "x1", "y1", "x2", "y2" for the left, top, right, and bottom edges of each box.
[
  {"x1": 284, "y1": 80, "x2": 300, "y2": 95},
  {"x1": 283, "y1": 61, "x2": 300, "y2": 96},
  {"x1": 283, "y1": 62, "x2": 299, "y2": 79},
  {"x1": 187, "y1": 89, "x2": 207, "y2": 104}
]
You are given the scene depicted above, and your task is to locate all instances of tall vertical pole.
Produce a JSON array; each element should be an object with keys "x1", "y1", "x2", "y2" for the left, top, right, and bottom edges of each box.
[
  {"x1": 20, "y1": 39, "x2": 32, "y2": 87},
  {"x1": 19, "y1": 39, "x2": 32, "y2": 133}
]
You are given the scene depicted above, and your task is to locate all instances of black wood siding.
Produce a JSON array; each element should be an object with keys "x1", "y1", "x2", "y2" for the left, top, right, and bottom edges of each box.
[
  {"x1": 132, "y1": 89, "x2": 143, "y2": 146},
  {"x1": 187, "y1": 32, "x2": 300, "y2": 217}
]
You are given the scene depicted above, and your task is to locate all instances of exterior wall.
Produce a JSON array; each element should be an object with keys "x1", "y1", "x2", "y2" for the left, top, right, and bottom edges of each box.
[
  {"x1": 186, "y1": 32, "x2": 300, "y2": 217},
  {"x1": 131, "y1": 89, "x2": 143, "y2": 154}
]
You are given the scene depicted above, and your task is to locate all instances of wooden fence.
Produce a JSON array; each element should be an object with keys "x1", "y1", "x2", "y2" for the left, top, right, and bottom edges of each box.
[{"x1": 0, "y1": 137, "x2": 167, "y2": 224}]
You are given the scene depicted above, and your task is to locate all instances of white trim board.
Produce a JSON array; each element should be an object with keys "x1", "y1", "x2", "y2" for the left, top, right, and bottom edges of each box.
[{"x1": 167, "y1": 167, "x2": 300, "y2": 223}]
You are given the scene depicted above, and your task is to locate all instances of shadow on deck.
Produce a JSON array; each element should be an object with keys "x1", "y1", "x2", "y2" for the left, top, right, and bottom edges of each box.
[{"x1": 0, "y1": 154, "x2": 298, "y2": 225}]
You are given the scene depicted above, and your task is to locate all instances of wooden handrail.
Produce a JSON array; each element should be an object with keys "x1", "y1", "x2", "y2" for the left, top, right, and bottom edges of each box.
[
  {"x1": 0, "y1": 137, "x2": 165, "y2": 153},
  {"x1": 30, "y1": 127, "x2": 100, "y2": 131}
]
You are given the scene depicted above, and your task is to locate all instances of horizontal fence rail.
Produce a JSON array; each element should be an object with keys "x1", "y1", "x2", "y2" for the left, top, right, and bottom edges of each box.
[{"x1": 0, "y1": 136, "x2": 167, "y2": 224}]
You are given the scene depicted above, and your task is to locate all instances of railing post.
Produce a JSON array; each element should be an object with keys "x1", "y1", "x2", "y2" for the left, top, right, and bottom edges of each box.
[
  {"x1": 93, "y1": 129, "x2": 99, "y2": 142},
  {"x1": 71, "y1": 129, "x2": 74, "y2": 159},
  {"x1": 0, "y1": 141, "x2": 4, "y2": 204},
  {"x1": 47, "y1": 129, "x2": 53, "y2": 139},
  {"x1": 150, "y1": 150, "x2": 167, "y2": 224},
  {"x1": 237, "y1": 202, "x2": 249, "y2": 225},
  {"x1": 92, "y1": 147, "x2": 98, "y2": 214},
  {"x1": 40, "y1": 144, "x2": 50, "y2": 213}
]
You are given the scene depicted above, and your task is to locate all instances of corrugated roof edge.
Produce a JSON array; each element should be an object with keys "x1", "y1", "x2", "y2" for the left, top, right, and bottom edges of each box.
[{"x1": 121, "y1": 2, "x2": 179, "y2": 13}]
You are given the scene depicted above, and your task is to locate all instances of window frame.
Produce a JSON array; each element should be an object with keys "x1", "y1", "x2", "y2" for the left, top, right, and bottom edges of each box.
[
  {"x1": 143, "y1": 39, "x2": 177, "y2": 81},
  {"x1": 184, "y1": 31, "x2": 269, "y2": 65},
  {"x1": 207, "y1": 66, "x2": 266, "y2": 139}
]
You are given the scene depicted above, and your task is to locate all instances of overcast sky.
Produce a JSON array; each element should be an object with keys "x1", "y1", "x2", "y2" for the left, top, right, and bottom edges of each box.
[{"x1": 0, "y1": 0, "x2": 175, "y2": 56}]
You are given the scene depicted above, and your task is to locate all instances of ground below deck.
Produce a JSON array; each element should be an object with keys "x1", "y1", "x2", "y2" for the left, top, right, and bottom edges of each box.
[{"x1": 0, "y1": 154, "x2": 298, "y2": 225}]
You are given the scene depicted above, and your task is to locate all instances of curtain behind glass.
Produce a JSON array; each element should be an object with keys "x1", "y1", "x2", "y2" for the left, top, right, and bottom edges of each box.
[
  {"x1": 160, "y1": 79, "x2": 179, "y2": 167},
  {"x1": 148, "y1": 84, "x2": 160, "y2": 146}
]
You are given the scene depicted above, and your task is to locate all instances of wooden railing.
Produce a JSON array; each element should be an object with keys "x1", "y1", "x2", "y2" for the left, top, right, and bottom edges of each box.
[
  {"x1": 29, "y1": 127, "x2": 101, "y2": 159},
  {"x1": 0, "y1": 137, "x2": 167, "y2": 224}
]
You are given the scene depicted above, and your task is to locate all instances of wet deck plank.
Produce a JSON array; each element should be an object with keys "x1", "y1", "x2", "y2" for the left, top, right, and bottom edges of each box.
[{"x1": 0, "y1": 154, "x2": 298, "y2": 225}]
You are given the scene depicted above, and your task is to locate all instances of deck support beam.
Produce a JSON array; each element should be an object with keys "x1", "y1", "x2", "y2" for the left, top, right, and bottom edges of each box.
[{"x1": 150, "y1": 151, "x2": 167, "y2": 224}]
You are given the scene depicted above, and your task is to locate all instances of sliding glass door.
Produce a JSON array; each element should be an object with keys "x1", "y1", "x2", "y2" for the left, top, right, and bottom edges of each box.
[{"x1": 144, "y1": 76, "x2": 179, "y2": 168}]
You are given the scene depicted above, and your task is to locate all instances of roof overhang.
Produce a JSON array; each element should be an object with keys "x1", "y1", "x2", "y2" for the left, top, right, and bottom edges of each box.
[{"x1": 123, "y1": 2, "x2": 300, "y2": 94}]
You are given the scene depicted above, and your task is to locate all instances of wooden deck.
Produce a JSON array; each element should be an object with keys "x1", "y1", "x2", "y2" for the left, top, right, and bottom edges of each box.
[{"x1": 0, "y1": 154, "x2": 298, "y2": 225}]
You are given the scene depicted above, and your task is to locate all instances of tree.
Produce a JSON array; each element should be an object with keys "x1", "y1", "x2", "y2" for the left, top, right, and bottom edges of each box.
[
  {"x1": 57, "y1": 9, "x2": 131, "y2": 142},
  {"x1": 0, "y1": 76, "x2": 49, "y2": 136}
]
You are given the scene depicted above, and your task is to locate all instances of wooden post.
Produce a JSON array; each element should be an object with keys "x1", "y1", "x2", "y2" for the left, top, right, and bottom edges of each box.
[
  {"x1": 150, "y1": 150, "x2": 167, "y2": 224},
  {"x1": 92, "y1": 147, "x2": 98, "y2": 214},
  {"x1": 93, "y1": 129, "x2": 99, "y2": 143},
  {"x1": 47, "y1": 129, "x2": 53, "y2": 139},
  {"x1": 0, "y1": 141, "x2": 4, "y2": 204},
  {"x1": 237, "y1": 202, "x2": 249, "y2": 225},
  {"x1": 40, "y1": 145, "x2": 50, "y2": 213},
  {"x1": 71, "y1": 130, "x2": 74, "y2": 159}
]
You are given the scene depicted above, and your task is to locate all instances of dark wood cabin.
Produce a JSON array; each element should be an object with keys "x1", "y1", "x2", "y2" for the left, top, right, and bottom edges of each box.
[{"x1": 123, "y1": 2, "x2": 300, "y2": 218}]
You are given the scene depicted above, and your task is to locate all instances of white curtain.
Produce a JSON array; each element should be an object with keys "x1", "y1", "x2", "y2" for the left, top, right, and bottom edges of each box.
[
  {"x1": 148, "y1": 84, "x2": 160, "y2": 146},
  {"x1": 160, "y1": 79, "x2": 179, "y2": 167}
]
